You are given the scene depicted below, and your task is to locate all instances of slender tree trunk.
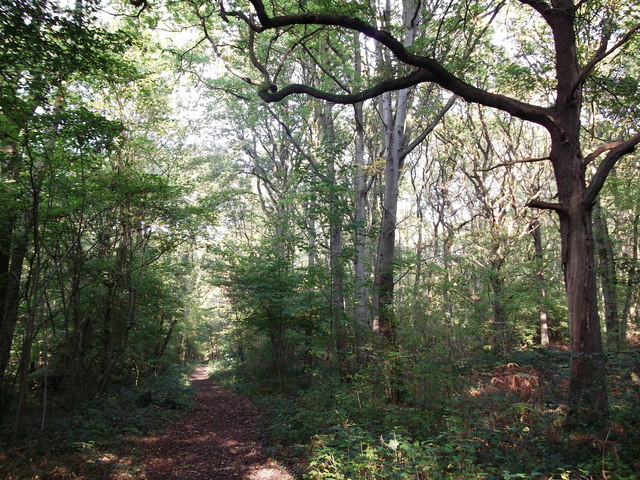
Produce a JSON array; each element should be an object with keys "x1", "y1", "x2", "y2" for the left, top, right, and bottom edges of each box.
[
  {"x1": 304, "y1": 203, "x2": 317, "y2": 371},
  {"x1": 530, "y1": 219, "x2": 550, "y2": 346},
  {"x1": 353, "y1": 33, "x2": 370, "y2": 361},
  {"x1": 0, "y1": 213, "x2": 14, "y2": 337},
  {"x1": 593, "y1": 198, "x2": 620, "y2": 348},
  {"x1": 156, "y1": 318, "x2": 178, "y2": 360},
  {"x1": 321, "y1": 104, "x2": 349, "y2": 379},
  {"x1": 0, "y1": 151, "x2": 26, "y2": 413},
  {"x1": 65, "y1": 247, "x2": 89, "y2": 404},
  {"x1": 620, "y1": 213, "x2": 638, "y2": 343},
  {"x1": 15, "y1": 180, "x2": 44, "y2": 429},
  {"x1": 0, "y1": 213, "x2": 29, "y2": 403}
]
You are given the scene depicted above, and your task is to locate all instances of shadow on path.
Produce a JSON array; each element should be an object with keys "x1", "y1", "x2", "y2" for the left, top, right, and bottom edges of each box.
[{"x1": 134, "y1": 366, "x2": 295, "y2": 480}]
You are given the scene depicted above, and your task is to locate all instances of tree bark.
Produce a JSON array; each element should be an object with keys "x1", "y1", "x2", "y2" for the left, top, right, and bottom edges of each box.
[
  {"x1": 0, "y1": 213, "x2": 29, "y2": 405},
  {"x1": 353, "y1": 32, "x2": 371, "y2": 363},
  {"x1": 593, "y1": 198, "x2": 620, "y2": 348},
  {"x1": 530, "y1": 219, "x2": 550, "y2": 346},
  {"x1": 620, "y1": 213, "x2": 638, "y2": 343},
  {"x1": 321, "y1": 103, "x2": 349, "y2": 379}
]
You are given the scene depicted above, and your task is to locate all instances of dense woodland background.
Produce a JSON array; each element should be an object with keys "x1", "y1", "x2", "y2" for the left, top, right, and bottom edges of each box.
[{"x1": 1, "y1": 0, "x2": 639, "y2": 478}]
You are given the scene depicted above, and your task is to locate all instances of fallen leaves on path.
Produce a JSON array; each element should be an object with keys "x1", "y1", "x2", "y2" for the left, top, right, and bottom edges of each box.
[{"x1": 131, "y1": 366, "x2": 295, "y2": 480}]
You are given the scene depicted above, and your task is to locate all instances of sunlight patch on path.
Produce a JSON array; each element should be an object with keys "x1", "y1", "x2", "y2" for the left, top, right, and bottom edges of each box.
[{"x1": 136, "y1": 365, "x2": 295, "y2": 480}]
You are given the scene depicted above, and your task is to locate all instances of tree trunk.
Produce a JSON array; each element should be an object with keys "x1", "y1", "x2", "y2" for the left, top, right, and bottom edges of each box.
[
  {"x1": 353, "y1": 34, "x2": 370, "y2": 361},
  {"x1": 620, "y1": 213, "x2": 638, "y2": 343},
  {"x1": 553, "y1": 142, "x2": 607, "y2": 423},
  {"x1": 489, "y1": 247, "x2": 509, "y2": 354},
  {"x1": 0, "y1": 213, "x2": 14, "y2": 341},
  {"x1": 303, "y1": 201, "x2": 318, "y2": 371},
  {"x1": 530, "y1": 219, "x2": 550, "y2": 346},
  {"x1": 321, "y1": 103, "x2": 349, "y2": 379},
  {"x1": 548, "y1": 5, "x2": 607, "y2": 425},
  {"x1": 373, "y1": 146, "x2": 401, "y2": 342},
  {"x1": 593, "y1": 199, "x2": 620, "y2": 348},
  {"x1": 15, "y1": 181, "x2": 44, "y2": 429},
  {"x1": 0, "y1": 214, "x2": 29, "y2": 402},
  {"x1": 371, "y1": 0, "x2": 419, "y2": 344}
]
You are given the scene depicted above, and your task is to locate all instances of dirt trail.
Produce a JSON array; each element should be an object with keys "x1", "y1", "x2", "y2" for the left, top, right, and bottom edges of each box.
[{"x1": 133, "y1": 366, "x2": 295, "y2": 480}]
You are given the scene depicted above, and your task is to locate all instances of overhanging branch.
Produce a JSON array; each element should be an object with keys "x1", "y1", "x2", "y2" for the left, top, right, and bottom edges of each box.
[
  {"x1": 259, "y1": 68, "x2": 432, "y2": 104},
  {"x1": 245, "y1": 0, "x2": 552, "y2": 126}
]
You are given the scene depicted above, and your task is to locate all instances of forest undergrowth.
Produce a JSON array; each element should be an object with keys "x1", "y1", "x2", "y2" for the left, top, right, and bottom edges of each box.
[
  {"x1": 0, "y1": 364, "x2": 196, "y2": 480},
  {"x1": 210, "y1": 347, "x2": 640, "y2": 480}
]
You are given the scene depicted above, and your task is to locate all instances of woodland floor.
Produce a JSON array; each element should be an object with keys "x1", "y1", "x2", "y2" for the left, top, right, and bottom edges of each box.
[{"x1": 128, "y1": 366, "x2": 295, "y2": 480}]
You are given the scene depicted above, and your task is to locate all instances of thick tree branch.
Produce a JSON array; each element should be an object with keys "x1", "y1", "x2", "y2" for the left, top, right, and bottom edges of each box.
[
  {"x1": 248, "y1": 28, "x2": 271, "y2": 84},
  {"x1": 584, "y1": 132, "x2": 640, "y2": 206},
  {"x1": 584, "y1": 140, "x2": 628, "y2": 166},
  {"x1": 246, "y1": 0, "x2": 553, "y2": 127},
  {"x1": 259, "y1": 68, "x2": 431, "y2": 104},
  {"x1": 527, "y1": 199, "x2": 563, "y2": 212},
  {"x1": 517, "y1": 0, "x2": 553, "y2": 18}
]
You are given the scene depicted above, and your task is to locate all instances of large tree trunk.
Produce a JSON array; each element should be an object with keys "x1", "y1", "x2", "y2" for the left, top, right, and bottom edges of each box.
[
  {"x1": 548, "y1": 4, "x2": 607, "y2": 425},
  {"x1": 553, "y1": 137, "x2": 607, "y2": 423},
  {"x1": 561, "y1": 201, "x2": 607, "y2": 424}
]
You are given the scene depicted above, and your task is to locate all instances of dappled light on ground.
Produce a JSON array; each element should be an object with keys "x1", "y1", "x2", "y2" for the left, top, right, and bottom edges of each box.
[{"x1": 131, "y1": 366, "x2": 294, "y2": 480}]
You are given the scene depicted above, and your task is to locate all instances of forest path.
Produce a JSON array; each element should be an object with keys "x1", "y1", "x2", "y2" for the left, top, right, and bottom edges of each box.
[{"x1": 132, "y1": 366, "x2": 295, "y2": 480}]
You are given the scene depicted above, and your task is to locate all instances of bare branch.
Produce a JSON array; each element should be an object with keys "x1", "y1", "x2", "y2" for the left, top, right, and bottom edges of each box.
[
  {"x1": 399, "y1": 94, "x2": 457, "y2": 159},
  {"x1": 273, "y1": 27, "x2": 324, "y2": 79},
  {"x1": 301, "y1": 44, "x2": 352, "y2": 93},
  {"x1": 477, "y1": 156, "x2": 551, "y2": 172}
]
